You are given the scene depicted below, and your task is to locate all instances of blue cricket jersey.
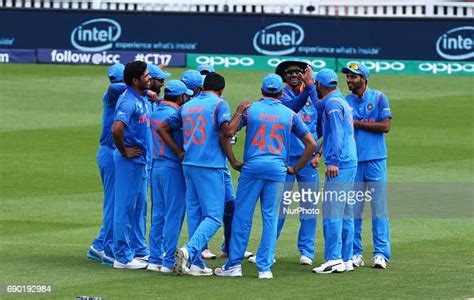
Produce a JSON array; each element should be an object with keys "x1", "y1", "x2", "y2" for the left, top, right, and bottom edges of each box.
[
  {"x1": 281, "y1": 85, "x2": 318, "y2": 159},
  {"x1": 345, "y1": 88, "x2": 392, "y2": 162},
  {"x1": 149, "y1": 101, "x2": 183, "y2": 169},
  {"x1": 316, "y1": 90, "x2": 357, "y2": 169},
  {"x1": 114, "y1": 87, "x2": 150, "y2": 165},
  {"x1": 99, "y1": 83, "x2": 127, "y2": 148},
  {"x1": 239, "y1": 97, "x2": 310, "y2": 182},
  {"x1": 167, "y1": 91, "x2": 231, "y2": 168},
  {"x1": 281, "y1": 83, "x2": 318, "y2": 113}
]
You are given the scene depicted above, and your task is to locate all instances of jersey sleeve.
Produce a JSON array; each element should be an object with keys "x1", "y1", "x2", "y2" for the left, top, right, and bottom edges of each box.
[
  {"x1": 107, "y1": 83, "x2": 127, "y2": 107},
  {"x1": 378, "y1": 93, "x2": 392, "y2": 120},
  {"x1": 114, "y1": 99, "x2": 134, "y2": 127},
  {"x1": 166, "y1": 106, "x2": 183, "y2": 130},
  {"x1": 324, "y1": 100, "x2": 344, "y2": 167},
  {"x1": 216, "y1": 101, "x2": 231, "y2": 126},
  {"x1": 291, "y1": 112, "x2": 310, "y2": 139},
  {"x1": 281, "y1": 84, "x2": 317, "y2": 112}
]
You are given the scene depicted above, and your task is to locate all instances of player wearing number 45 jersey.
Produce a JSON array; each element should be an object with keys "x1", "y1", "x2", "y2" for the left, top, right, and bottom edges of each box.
[
  {"x1": 215, "y1": 74, "x2": 316, "y2": 279},
  {"x1": 158, "y1": 73, "x2": 245, "y2": 276}
]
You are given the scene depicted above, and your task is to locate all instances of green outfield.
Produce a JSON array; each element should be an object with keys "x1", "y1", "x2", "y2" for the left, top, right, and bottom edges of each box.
[{"x1": 0, "y1": 64, "x2": 473, "y2": 299}]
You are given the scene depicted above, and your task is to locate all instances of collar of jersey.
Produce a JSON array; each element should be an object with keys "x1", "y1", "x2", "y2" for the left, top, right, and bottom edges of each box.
[
  {"x1": 161, "y1": 100, "x2": 180, "y2": 109},
  {"x1": 260, "y1": 96, "x2": 281, "y2": 103}
]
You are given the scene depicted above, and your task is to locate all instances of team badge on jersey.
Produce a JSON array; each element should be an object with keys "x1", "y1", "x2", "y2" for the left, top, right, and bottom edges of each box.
[
  {"x1": 366, "y1": 103, "x2": 374, "y2": 111},
  {"x1": 305, "y1": 101, "x2": 311, "y2": 107}
]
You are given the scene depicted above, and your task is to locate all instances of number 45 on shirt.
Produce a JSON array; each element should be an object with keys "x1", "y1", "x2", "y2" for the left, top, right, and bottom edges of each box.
[{"x1": 251, "y1": 124, "x2": 284, "y2": 154}]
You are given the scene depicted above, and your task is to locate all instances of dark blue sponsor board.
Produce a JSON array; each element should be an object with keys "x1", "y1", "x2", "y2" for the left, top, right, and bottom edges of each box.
[
  {"x1": 0, "y1": 9, "x2": 472, "y2": 61},
  {"x1": 0, "y1": 49, "x2": 36, "y2": 63},
  {"x1": 37, "y1": 49, "x2": 185, "y2": 66}
]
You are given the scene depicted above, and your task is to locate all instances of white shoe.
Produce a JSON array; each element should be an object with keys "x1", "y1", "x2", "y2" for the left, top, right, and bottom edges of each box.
[
  {"x1": 312, "y1": 259, "x2": 346, "y2": 274},
  {"x1": 248, "y1": 256, "x2": 276, "y2": 264},
  {"x1": 258, "y1": 271, "x2": 273, "y2": 279},
  {"x1": 101, "y1": 254, "x2": 114, "y2": 266},
  {"x1": 373, "y1": 256, "x2": 387, "y2": 269},
  {"x1": 244, "y1": 251, "x2": 254, "y2": 259},
  {"x1": 113, "y1": 258, "x2": 148, "y2": 269},
  {"x1": 188, "y1": 264, "x2": 213, "y2": 276},
  {"x1": 214, "y1": 265, "x2": 243, "y2": 277},
  {"x1": 135, "y1": 255, "x2": 149, "y2": 264},
  {"x1": 352, "y1": 255, "x2": 365, "y2": 267},
  {"x1": 201, "y1": 249, "x2": 217, "y2": 260},
  {"x1": 344, "y1": 260, "x2": 354, "y2": 272},
  {"x1": 299, "y1": 255, "x2": 313, "y2": 265},
  {"x1": 147, "y1": 263, "x2": 162, "y2": 272},
  {"x1": 174, "y1": 247, "x2": 189, "y2": 275},
  {"x1": 160, "y1": 266, "x2": 173, "y2": 274},
  {"x1": 86, "y1": 246, "x2": 104, "y2": 262}
]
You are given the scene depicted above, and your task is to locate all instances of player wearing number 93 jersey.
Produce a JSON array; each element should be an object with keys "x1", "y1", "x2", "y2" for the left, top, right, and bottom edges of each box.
[{"x1": 215, "y1": 74, "x2": 316, "y2": 279}]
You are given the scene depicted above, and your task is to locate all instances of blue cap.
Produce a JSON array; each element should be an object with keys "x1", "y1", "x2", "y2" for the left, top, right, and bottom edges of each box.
[
  {"x1": 147, "y1": 64, "x2": 171, "y2": 79},
  {"x1": 107, "y1": 63, "x2": 124, "y2": 83},
  {"x1": 315, "y1": 68, "x2": 339, "y2": 88},
  {"x1": 262, "y1": 73, "x2": 284, "y2": 93},
  {"x1": 197, "y1": 64, "x2": 215, "y2": 74},
  {"x1": 181, "y1": 70, "x2": 205, "y2": 89},
  {"x1": 342, "y1": 62, "x2": 370, "y2": 79},
  {"x1": 164, "y1": 80, "x2": 194, "y2": 97}
]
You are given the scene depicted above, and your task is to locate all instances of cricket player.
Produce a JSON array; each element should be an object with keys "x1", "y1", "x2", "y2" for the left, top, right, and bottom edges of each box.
[
  {"x1": 87, "y1": 63, "x2": 125, "y2": 265},
  {"x1": 215, "y1": 74, "x2": 316, "y2": 279},
  {"x1": 111, "y1": 61, "x2": 151, "y2": 269},
  {"x1": 275, "y1": 61, "x2": 320, "y2": 266},
  {"x1": 342, "y1": 63, "x2": 392, "y2": 269},
  {"x1": 147, "y1": 80, "x2": 192, "y2": 273},
  {"x1": 311, "y1": 68, "x2": 358, "y2": 274},
  {"x1": 158, "y1": 73, "x2": 245, "y2": 276}
]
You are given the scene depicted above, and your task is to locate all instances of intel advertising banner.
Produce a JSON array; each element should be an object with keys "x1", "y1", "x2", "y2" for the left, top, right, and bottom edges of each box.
[
  {"x1": 0, "y1": 9, "x2": 472, "y2": 62},
  {"x1": 0, "y1": 49, "x2": 36, "y2": 63},
  {"x1": 36, "y1": 49, "x2": 185, "y2": 66}
]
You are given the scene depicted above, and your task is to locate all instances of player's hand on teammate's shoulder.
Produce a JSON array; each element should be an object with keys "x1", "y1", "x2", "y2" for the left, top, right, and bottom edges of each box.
[
  {"x1": 124, "y1": 147, "x2": 143, "y2": 158},
  {"x1": 325, "y1": 165, "x2": 339, "y2": 178},
  {"x1": 236, "y1": 100, "x2": 251, "y2": 115}
]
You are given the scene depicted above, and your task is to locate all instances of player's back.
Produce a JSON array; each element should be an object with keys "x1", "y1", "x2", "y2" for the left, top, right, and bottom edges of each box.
[
  {"x1": 241, "y1": 97, "x2": 295, "y2": 181},
  {"x1": 149, "y1": 101, "x2": 183, "y2": 168},
  {"x1": 180, "y1": 92, "x2": 228, "y2": 169}
]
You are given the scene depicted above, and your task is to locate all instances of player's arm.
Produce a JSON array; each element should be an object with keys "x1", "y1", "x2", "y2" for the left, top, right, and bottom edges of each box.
[
  {"x1": 311, "y1": 141, "x2": 323, "y2": 169},
  {"x1": 324, "y1": 101, "x2": 345, "y2": 178},
  {"x1": 220, "y1": 101, "x2": 250, "y2": 138},
  {"x1": 354, "y1": 119, "x2": 391, "y2": 133},
  {"x1": 107, "y1": 83, "x2": 126, "y2": 106},
  {"x1": 220, "y1": 135, "x2": 242, "y2": 171},
  {"x1": 112, "y1": 121, "x2": 143, "y2": 158},
  {"x1": 158, "y1": 108, "x2": 184, "y2": 159},
  {"x1": 281, "y1": 67, "x2": 317, "y2": 112},
  {"x1": 288, "y1": 114, "x2": 317, "y2": 175}
]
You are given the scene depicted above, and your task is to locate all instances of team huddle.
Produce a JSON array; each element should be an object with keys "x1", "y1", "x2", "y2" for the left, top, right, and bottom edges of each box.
[{"x1": 87, "y1": 59, "x2": 392, "y2": 279}]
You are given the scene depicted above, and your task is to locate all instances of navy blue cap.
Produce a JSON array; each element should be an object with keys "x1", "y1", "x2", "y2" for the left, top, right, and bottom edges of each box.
[{"x1": 107, "y1": 63, "x2": 124, "y2": 83}]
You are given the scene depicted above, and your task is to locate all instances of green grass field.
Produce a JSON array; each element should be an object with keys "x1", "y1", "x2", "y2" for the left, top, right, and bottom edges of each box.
[{"x1": 0, "y1": 64, "x2": 473, "y2": 299}]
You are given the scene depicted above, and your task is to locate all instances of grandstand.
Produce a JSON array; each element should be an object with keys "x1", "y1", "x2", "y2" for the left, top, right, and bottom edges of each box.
[{"x1": 1, "y1": 0, "x2": 473, "y2": 18}]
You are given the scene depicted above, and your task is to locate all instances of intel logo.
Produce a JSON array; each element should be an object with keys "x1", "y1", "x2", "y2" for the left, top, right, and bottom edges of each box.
[
  {"x1": 253, "y1": 22, "x2": 304, "y2": 56},
  {"x1": 436, "y1": 26, "x2": 473, "y2": 60},
  {"x1": 71, "y1": 18, "x2": 121, "y2": 52}
]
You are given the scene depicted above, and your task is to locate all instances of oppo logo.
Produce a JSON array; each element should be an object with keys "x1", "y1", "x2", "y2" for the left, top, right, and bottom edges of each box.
[
  {"x1": 195, "y1": 56, "x2": 254, "y2": 68},
  {"x1": 267, "y1": 58, "x2": 327, "y2": 69},
  {"x1": 436, "y1": 26, "x2": 474, "y2": 60},
  {"x1": 253, "y1": 22, "x2": 304, "y2": 56},
  {"x1": 418, "y1": 62, "x2": 474, "y2": 75},
  {"x1": 347, "y1": 60, "x2": 405, "y2": 73},
  {"x1": 71, "y1": 18, "x2": 121, "y2": 52}
]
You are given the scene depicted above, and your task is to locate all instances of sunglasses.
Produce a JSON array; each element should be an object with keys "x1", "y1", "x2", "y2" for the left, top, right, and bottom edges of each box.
[
  {"x1": 284, "y1": 68, "x2": 303, "y2": 75},
  {"x1": 348, "y1": 63, "x2": 361, "y2": 70}
]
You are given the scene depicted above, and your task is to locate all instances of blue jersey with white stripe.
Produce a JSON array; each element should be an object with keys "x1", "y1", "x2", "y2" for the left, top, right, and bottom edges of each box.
[
  {"x1": 239, "y1": 97, "x2": 309, "y2": 181},
  {"x1": 316, "y1": 90, "x2": 357, "y2": 169},
  {"x1": 345, "y1": 87, "x2": 392, "y2": 162},
  {"x1": 167, "y1": 91, "x2": 231, "y2": 168},
  {"x1": 114, "y1": 87, "x2": 150, "y2": 165},
  {"x1": 149, "y1": 101, "x2": 183, "y2": 169}
]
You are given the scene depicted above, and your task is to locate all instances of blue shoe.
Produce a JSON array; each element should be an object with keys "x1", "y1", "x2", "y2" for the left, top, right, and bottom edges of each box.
[
  {"x1": 102, "y1": 254, "x2": 114, "y2": 266},
  {"x1": 87, "y1": 246, "x2": 104, "y2": 263}
]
